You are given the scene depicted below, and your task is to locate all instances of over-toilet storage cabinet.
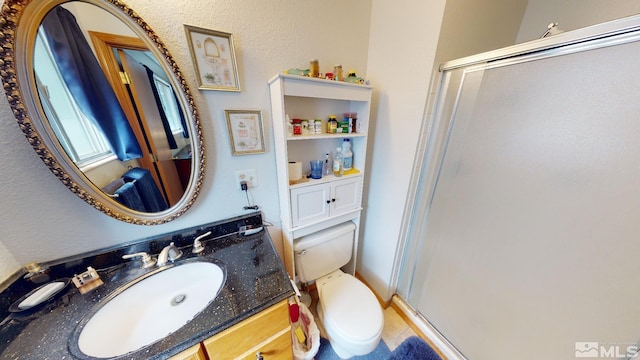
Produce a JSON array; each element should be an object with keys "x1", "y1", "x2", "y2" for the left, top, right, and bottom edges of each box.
[
  {"x1": 290, "y1": 176, "x2": 362, "y2": 227},
  {"x1": 268, "y1": 74, "x2": 372, "y2": 280}
]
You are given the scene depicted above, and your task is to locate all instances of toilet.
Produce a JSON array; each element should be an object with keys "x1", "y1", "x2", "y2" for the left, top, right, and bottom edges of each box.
[{"x1": 294, "y1": 222, "x2": 383, "y2": 359}]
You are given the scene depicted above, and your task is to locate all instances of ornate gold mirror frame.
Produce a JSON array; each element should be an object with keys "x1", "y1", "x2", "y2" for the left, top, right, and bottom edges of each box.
[{"x1": 0, "y1": 0, "x2": 205, "y2": 225}]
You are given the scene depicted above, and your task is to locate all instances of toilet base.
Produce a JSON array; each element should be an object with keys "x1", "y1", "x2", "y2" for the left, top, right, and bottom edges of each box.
[{"x1": 316, "y1": 294, "x2": 381, "y2": 359}]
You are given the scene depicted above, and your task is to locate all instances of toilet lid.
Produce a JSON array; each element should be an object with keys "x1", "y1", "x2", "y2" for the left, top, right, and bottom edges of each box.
[{"x1": 318, "y1": 274, "x2": 383, "y2": 342}]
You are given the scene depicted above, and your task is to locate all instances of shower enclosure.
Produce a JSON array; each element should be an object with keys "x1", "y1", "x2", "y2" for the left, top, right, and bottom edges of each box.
[{"x1": 398, "y1": 15, "x2": 640, "y2": 360}]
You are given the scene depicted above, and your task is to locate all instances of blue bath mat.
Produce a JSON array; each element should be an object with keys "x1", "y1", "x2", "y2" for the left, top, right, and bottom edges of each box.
[
  {"x1": 316, "y1": 337, "x2": 391, "y2": 359},
  {"x1": 388, "y1": 336, "x2": 442, "y2": 360},
  {"x1": 315, "y1": 336, "x2": 441, "y2": 360}
]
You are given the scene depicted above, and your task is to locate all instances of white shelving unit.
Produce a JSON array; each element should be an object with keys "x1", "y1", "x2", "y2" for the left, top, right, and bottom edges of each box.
[{"x1": 268, "y1": 74, "x2": 373, "y2": 279}]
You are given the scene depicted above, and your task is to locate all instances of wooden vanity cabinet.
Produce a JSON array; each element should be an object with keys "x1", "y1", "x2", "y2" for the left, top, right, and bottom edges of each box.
[
  {"x1": 171, "y1": 300, "x2": 292, "y2": 360},
  {"x1": 170, "y1": 344, "x2": 207, "y2": 360}
]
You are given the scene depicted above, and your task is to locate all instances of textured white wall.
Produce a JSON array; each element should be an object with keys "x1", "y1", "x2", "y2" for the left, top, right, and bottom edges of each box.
[
  {"x1": 0, "y1": 242, "x2": 19, "y2": 281},
  {"x1": 0, "y1": 0, "x2": 372, "y2": 282},
  {"x1": 359, "y1": 0, "x2": 447, "y2": 300},
  {"x1": 517, "y1": 0, "x2": 640, "y2": 42}
]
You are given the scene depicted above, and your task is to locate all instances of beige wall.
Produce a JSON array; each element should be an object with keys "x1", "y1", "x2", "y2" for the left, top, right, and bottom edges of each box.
[
  {"x1": 436, "y1": 0, "x2": 529, "y2": 66},
  {"x1": 360, "y1": 0, "x2": 529, "y2": 301},
  {"x1": 360, "y1": 0, "x2": 447, "y2": 300},
  {"x1": 517, "y1": 0, "x2": 640, "y2": 42}
]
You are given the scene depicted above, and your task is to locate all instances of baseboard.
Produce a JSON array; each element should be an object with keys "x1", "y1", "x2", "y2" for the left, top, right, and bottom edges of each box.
[{"x1": 390, "y1": 295, "x2": 466, "y2": 360}]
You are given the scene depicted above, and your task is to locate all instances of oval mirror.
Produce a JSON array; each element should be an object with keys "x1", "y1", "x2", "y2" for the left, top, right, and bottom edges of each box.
[{"x1": 0, "y1": 0, "x2": 205, "y2": 224}]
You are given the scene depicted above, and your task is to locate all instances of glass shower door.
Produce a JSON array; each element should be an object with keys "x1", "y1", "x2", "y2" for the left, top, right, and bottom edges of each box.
[{"x1": 398, "y1": 30, "x2": 640, "y2": 359}]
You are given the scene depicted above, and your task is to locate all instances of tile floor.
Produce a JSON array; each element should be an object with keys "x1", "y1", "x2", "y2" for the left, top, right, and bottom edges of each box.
[
  {"x1": 380, "y1": 306, "x2": 419, "y2": 351},
  {"x1": 306, "y1": 289, "x2": 418, "y2": 352}
]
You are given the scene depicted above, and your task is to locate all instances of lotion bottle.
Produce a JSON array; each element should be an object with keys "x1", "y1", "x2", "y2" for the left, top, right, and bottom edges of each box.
[{"x1": 332, "y1": 148, "x2": 344, "y2": 177}]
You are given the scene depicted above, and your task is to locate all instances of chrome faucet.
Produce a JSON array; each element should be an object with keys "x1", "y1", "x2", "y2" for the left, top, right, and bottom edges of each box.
[{"x1": 157, "y1": 242, "x2": 182, "y2": 266}]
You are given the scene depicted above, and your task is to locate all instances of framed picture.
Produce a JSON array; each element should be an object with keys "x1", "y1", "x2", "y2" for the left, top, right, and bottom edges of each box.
[
  {"x1": 184, "y1": 25, "x2": 240, "y2": 91},
  {"x1": 225, "y1": 110, "x2": 266, "y2": 155}
]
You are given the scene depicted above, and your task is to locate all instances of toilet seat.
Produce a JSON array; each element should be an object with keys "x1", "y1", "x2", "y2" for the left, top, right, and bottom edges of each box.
[{"x1": 317, "y1": 271, "x2": 383, "y2": 346}]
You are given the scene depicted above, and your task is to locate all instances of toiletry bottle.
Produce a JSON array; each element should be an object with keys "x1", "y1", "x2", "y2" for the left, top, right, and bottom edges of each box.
[
  {"x1": 327, "y1": 115, "x2": 338, "y2": 134},
  {"x1": 314, "y1": 119, "x2": 323, "y2": 134},
  {"x1": 333, "y1": 148, "x2": 344, "y2": 177},
  {"x1": 324, "y1": 152, "x2": 331, "y2": 175},
  {"x1": 287, "y1": 115, "x2": 293, "y2": 136},
  {"x1": 341, "y1": 139, "x2": 353, "y2": 171}
]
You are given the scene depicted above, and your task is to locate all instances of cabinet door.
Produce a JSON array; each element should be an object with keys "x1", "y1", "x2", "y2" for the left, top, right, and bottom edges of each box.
[
  {"x1": 238, "y1": 328, "x2": 292, "y2": 360},
  {"x1": 203, "y1": 301, "x2": 290, "y2": 359},
  {"x1": 169, "y1": 344, "x2": 207, "y2": 360},
  {"x1": 290, "y1": 183, "x2": 330, "y2": 226},
  {"x1": 331, "y1": 177, "x2": 361, "y2": 215}
]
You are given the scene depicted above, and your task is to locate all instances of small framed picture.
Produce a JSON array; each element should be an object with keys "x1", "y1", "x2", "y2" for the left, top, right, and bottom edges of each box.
[
  {"x1": 225, "y1": 110, "x2": 266, "y2": 155},
  {"x1": 184, "y1": 24, "x2": 240, "y2": 91}
]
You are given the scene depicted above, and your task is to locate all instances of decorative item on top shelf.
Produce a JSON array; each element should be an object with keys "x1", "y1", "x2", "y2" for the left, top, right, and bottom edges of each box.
[
  {"x1": 184, "y1": 25, "x2": 240, "y2": 91},
  {"x1": 225, "y1": 110, "x2": 265, "y2": 155},
  {"x1": 333, "y1": 64, "x2": 344, "y2": 81},
  {"x1": 309, "y1": 59, "x2": 320, "y2": 78},
  {"x1": 283, "y1": 61, "x2": 369, "y2": 84},
  {"x1": 285, "y1": 68, "x2": 311, "y2": 77},
  {"x1": 345, "y1": 71, "x2": 366, "y2": 84}
]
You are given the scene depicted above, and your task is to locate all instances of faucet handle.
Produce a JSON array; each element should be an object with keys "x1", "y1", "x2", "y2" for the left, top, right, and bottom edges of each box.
[
  {"x1": 122, "y1": 252, "x2": 156, "y2": 268},
  {"x1": 192, "y1": 231, "x2": 212, "y2": 254}
]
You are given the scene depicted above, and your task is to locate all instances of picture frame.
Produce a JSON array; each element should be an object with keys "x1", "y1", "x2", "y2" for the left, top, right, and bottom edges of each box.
[
  {"x1": 184, "y1": 25, "x2": 240, "y2": 91},
  {"x1": 225, "y1": 110, "x2": 266, "y2": 155}
]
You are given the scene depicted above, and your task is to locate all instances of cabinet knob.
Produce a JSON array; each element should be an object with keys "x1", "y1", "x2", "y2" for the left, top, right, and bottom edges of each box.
[
  {"x1": 256, "y1": 352, "x2": 264, "y2": 360},
  {"x1": 326, "y1": 200, "x2": 331, "y2": 204},
  {"x1": 332, "y1": 198, "x2": 336, "y2": 202}
]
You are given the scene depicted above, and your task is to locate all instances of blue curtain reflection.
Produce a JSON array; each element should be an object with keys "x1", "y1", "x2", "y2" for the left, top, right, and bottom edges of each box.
[{"x1": 41, "y1": 6, "x2": 142, "y2": 161}]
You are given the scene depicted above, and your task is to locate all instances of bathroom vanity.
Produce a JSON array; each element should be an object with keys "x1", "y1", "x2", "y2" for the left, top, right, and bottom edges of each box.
[
  {"x1": 0, "y1": 212, "x2": 295, "y2": 359},
  {"x1": 171, "y1": 300, "x2": 290, "y2": 360}
]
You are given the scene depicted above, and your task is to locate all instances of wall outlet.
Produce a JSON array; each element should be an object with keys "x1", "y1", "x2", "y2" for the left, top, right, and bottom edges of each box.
[{"x1": 234, "y1": 169, "x2": 258, "y2": 189}]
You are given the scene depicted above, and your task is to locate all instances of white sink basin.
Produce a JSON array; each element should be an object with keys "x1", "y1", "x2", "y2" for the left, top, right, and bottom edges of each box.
[{"x1": 77, "y1": 261, "x2": 224, "y2": 358}]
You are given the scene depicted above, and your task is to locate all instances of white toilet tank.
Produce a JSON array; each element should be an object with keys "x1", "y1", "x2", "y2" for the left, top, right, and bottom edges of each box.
[{"x1": 294, "y1": 222, "x2": 355, "y2": 283}]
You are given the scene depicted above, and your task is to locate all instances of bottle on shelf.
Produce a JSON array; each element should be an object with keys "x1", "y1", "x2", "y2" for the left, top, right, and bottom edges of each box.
[
  {"x1": 324, "y1": 153, "x2": 331, "y2": 175},
  {"x1": 327, "y1": 115, "x2": 338, "y2": 134},
  {"x1": 292, "y1": 118, "x2": 302, "y2": 135},
  {"x1": 342, "y1": 139, "x2": 353, "y2": 171},
  {"x1": 314, "y1": 119, "x2": 323, "y2": 134},
  {"x1": 350, "y1": 112, "x2": 358, "y2": 133},
  {"x1": 333, "y1": 148, "x2": 344, "y2": 177},
  {"x1": 286, "y1": 115, "x2": 293, "y2": 136}
]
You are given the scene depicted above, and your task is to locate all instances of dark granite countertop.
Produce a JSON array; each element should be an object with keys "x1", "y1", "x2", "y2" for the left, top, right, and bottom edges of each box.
[{"x1": 0, "y1": 212, "x2": 295, "y2": 359}]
